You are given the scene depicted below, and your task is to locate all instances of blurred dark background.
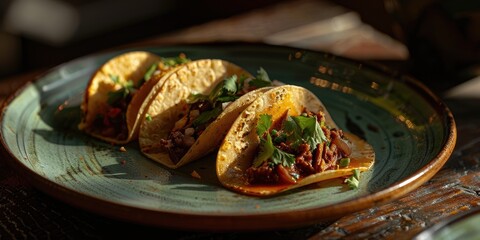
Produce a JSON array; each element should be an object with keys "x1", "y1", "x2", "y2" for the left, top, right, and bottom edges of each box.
[
  {"x1": 1, "y1": 0, "x2": 479, "y2": 92},
  {"x1": 337, "y1": 0, "x2": 480, "y2": 91},
  {"x1": 0, "y1": 0, "x2": 287, "y2": 78}
]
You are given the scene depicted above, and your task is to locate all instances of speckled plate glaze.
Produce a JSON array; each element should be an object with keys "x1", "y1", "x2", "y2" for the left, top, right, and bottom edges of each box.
[{"x1": 0, "y1": 43, "x2": 456, "y2": 231}]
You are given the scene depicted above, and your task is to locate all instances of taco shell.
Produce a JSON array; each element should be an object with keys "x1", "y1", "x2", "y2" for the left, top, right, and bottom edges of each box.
[
  {"x1": 78, "y1": 51, "x2": 188, "y2": 144},
  {"x1": 139, "y1": 59, "x2": 262, "y2": 169},
  {"x1": 216, "y1": 85, "x2": 375, "y2": 196},
  {"x1": 78, "y1": 51, "x2": 163, "y2": 143}
]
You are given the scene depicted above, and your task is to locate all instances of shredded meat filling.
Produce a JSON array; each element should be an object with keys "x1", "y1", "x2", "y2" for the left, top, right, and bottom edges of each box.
[
  {"x1": 246, "y1": 110, "x2": 351, "y2": 185},
  {"x1": 158, "y1": 100, "x2": 214, "y2": 163},
  {"x1": 93, "y1": 97, "x2": 130, "y2": 140}
]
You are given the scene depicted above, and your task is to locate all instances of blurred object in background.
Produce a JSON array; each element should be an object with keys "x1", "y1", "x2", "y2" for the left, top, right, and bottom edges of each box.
[
  {"x1": 263, "y1": 10, "x2": 409, "y2": 60},
  {"x1": 386, "y1": 0, "x2": 480, "y2": 92},
  {"x1": 0, "y1": 32, "x2": 21, "y2": 78},
  {"x1": 326, "y1": 0, "x2": 480, "y2": 93},
  {"x1": 153, "y1": 0, "x2": 409, "y2": 60},
  {"x1": 409, "y1": 0, "x2": 480, "y2": 92},
  {"x1": 0, "y1": 0, "x2": 284, "y2": 79},
  {"x1": 335, "y1": 0, "x2": 480, "y2": 92},
  {"x1": 0, "y1": 0, "x2": 175, "y2": 77},
  {"x1": 0, "y1": 0, "x2": 409, "y2": 79},
  {"x1": 3, "y1": 0, "x2": 174, "y2": 46}
]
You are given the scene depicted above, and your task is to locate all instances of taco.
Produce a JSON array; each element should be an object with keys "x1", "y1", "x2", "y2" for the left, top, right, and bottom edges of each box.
[
  {"x1": 216, "y1": 85, "x2": 375, "y2": 196},
  {"x1": 78, "y1": 51, "x2": 189, "y2": 144},
  {"x1": 139, "y1": 60, "x2": 275, "y2": 169}
]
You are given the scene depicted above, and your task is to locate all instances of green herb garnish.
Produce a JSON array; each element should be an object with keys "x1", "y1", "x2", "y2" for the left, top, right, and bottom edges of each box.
[
  {"x1": 273, "y1": 132, "x2": 287, "y2": 145},
  {"x1": 109, "y1": 74, "x2": 120, "y2": 84},
  {"x1": 339, "y1": 158, "x2": 350, "y2": 168},
  {"x1": 256, "y1": 114, "x2": 272, "y2": 136},
  {"x1": 215, "y1": 75, "x2": 240, "y2": 103},
  {"x1": 282, "y1": 116, "x2": 303, "y2": 148},
  {"x1": 135, "y1": 63, "x2": 159, "y2": 88},
  {"x1": 187, "y1": 93, "x2": 207, "y2": 103},
  {"x1": 145, "y1": 113, "x2": 152, "y2": 122},
  {"x1": 192, "y1": 106, "x2": 222, "y2": 127},
  {"x1": 281, "y1": 115, "x2": 326, "y2": 150},
  {"x1": 291, "y1": 115, "x2": 327, "y2": 149},
  {"x1": 187, "y1": 68, "x2": 273, "y2": 131},
  {"x1": 344, "y1": 169, "x2": 361, "y2": 189},
  {"x1": 253, "y1": 114, "x2": 295, "y2": 168},
  {"x1": 248, "y1": 67, "x2": 272, "y2": 88},
  {"x1": 188, "y1": 68, "x2": 273, "y2": 107},
  {"x1": 253, "y1": 132, "x2": 275, "y2": 167},
  {"x1": 188, "y1": 75, "x2": 245, "y2": 127},
  {"x1": 139, "y1": 56, "x2": 191, "y2": 88},
  {"x1": 271, "y1": 147, "x2": 295, "y2": 167},
  {"x1": 107, "y1": 80, "x2": 135, "y2": 105},
  {"x1": 143, "y1": 63, "x2": 158, "y2": 82},
  {"x1": 162, "y1": 56, "x2": 190, "y2": 67},
  {"x1": 189, "y1": 75, "x2": 240, "y2": 105}
]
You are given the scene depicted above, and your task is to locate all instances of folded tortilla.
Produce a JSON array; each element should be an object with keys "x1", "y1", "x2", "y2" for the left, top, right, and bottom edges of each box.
[
  {"x1": 216, "y1": 85, "x2": 375, "y2": 196},
  {"x1": 139, "y1": 59, "x2": 268, "y2": 169},
  {"x1": 78, "y1": 51, "x2": 186, "y2": 144}
]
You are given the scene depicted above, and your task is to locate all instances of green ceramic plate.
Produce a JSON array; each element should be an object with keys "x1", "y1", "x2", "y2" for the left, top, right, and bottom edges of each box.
[{"x1": 0, "y1": 43, "x2": 456, "y2": 231}]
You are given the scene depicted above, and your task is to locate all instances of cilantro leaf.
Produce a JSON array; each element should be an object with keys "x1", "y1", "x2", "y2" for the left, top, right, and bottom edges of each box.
[
  {"x1": 253, "y1": 133, "x2": 275, "y2": 167},
  {"x1": 187, "y1": 93, "x2": 209, "y2": 104},
  {"x1": 271, "y1": 147, "x2": 295, "y2": 167},
  {"x1": 210, "y1": 75, "x2": 238, "y2": 104},
  {"x1": 143, "y1": 62, "x2": 158, "y2": 82},
  {"x1": 282, "y1": 116, "x2": 303, "y2": 147},
  {"x1": 216, "y1": 95, "x2": 239, "y2": 103},
  {"x1": 188, "y1": 75, "x2": 241, "y2": 106},
  {"x1": 257, "y1": 67, "x2": 271, "y2": 81},
  {"x1": 206, "y1": 82, "x2": 224, "y2": 104},
  {"x1": 339, "y1": 157, "x2": 351, "y2": 168},
  {"x1": 291, "y1": 115, "x2": 327, "y2": 149},
  {"x1": 187, "y1": 69, "x2": 269, "y2": 108},
  {"x1": 273, "y1": 132, "x2": 287, "y2": 145},
  {"x1": 213, "y1": 75, "x2": 239, "y2": 103},
  {"x1": 254, "y1": 114, "x2": 295, "y2": 168},
  {"x1": 223, "y1": 75, "x2": 238, "y2": 94},
  {"x1": 162, "y1": 56, "x2": 190, "y2": 67},
  {"x1": 124, "y1": 80, "x2": 134, "y2": 89},
  {"x1": 248, "y1": 67, "x2": 273, "y2": 88},
  {"x1": 236, "y1": 75, "x2": 247, "y2": 90},
  {"x1": 253, "y1": 131, "x2": 295, "y2": 168},
  {"x1": 107, "y1": 80, "x2": 135, "y2": 105},
  {"x1": 109, "y1": 74, "x2": 120, "y2": 84},
  {"x1": 310, "y1": 117, "x2": 327, "y2": 145},
  {"x1": 145, "y1": 113, "x2": 152, "y2": 122},
  {"x1": 192, "y1": 106, "x2": 222, "y2": 127},
  {"x1": 344, "y1": 169, "x2": 361, "y2": 189},
  {"x1": 256, "y1": 114, "x2": 272, "y2": 136}
]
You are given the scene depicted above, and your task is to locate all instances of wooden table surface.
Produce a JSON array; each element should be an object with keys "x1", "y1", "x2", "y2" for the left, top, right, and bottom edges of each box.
[{"x1": 1, "y1": 1, "x2": 479, "y2": 239}]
